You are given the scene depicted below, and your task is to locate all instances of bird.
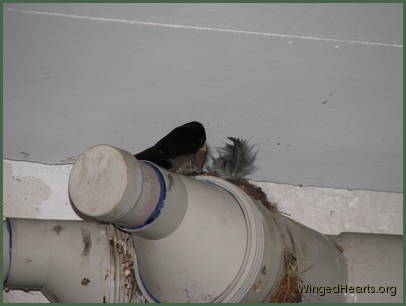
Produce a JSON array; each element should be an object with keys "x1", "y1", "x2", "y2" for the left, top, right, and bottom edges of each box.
[
  {"x1": 206, "y1": 137, "x2": 258, "y2": 179},
  {"x1": 135, "y1": 124, "x2": 277, "y2": 210},
  {"x1": 205, "y1": 137, "x2": 277, "y2": 211},
  {"x1": 134, "y1": 121, "x2": 207, "y2": 174}
]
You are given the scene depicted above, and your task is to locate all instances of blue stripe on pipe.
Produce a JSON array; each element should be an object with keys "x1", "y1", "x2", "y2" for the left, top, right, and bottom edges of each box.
[
  {"x1": 116, "y1": 161, "x2": 166, "y2": 231},
  {"x1": 137, "y1": 264, "x2": 161, "y2": 303},
  {"x1": 202, "y1": 179, "x2": 240, "y2": 202}
]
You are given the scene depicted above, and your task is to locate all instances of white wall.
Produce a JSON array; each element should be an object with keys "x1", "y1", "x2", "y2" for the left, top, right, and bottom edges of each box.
[
  {"x1": 3, "y1": 160, "x2": 403, "y2": 235},
  {"x1": 4, "y1": 3, "x2": 403, "y2": 192}
]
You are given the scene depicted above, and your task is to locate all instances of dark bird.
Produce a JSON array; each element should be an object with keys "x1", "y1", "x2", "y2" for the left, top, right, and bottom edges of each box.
[{"x1": 135, "y1": 121, "x2": 207, "y2": 174}]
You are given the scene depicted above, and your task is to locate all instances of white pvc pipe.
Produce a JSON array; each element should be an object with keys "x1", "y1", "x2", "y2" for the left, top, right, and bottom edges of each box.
[
  {"x1": 68, "y1": 145, "x2": 349, "y2": 302},
  {"x1": 68, "y1": 145, "x2": 187, "y2": 239},
  {"x1": 333, "y1": 232, "x2": 403, "y2": 302},
  {"x1": 3, "y1": 218, "x2": 143, "y2": 303}
]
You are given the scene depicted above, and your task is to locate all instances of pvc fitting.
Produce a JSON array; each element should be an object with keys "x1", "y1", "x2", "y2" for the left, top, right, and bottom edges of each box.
[
  {"x1": 3, "y1": 218, "x2": 142, "y2": 303},
  {"x1": 67, "y1": 145, "x2": 401, "y2": 303},
  {"x1": 133, "y1": 175, "x2": 348, "y2": 303},
  {"x1": 133, "y1": 175, "x2": 260, "y2": 302},
  {"x1": 68, "y1": 145, "x2": 348, "y2": 303},
  {"x1": 69, "y1": 144, "x2": 187, "y2": 239},
  {"x1": 332, "y1": 232, "x2": 403, "y2": 303}
]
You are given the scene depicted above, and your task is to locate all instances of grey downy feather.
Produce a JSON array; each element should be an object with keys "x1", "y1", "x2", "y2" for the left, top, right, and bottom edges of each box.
[{"x1": 207, "y1": 137, "x2": 258, "y2": 179}]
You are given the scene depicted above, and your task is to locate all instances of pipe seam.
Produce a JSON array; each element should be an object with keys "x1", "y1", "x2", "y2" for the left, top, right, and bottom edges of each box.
[
  {"x1": 200, "y1": 178, "x2": 265, "y2": 302},
  {"x1": 4, "y1": 218, "x2": 13, "y2": 285}
]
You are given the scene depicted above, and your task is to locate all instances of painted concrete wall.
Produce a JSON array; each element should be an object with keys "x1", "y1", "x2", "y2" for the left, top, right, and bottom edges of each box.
[
  {"x1": 3, "y1": 160, "x2": 403, "y2": 235},
  {"x1": 4, "y1": 3, "x2": 403, "y2": 192},
  {"x1": 2, "y1": 159, "x2": 403, "y2": 302}
]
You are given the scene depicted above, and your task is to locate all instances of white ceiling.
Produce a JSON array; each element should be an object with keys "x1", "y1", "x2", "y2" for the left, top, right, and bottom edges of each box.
[{"x1": 4, "y1": 3, "x2": 403, "y2": 192}]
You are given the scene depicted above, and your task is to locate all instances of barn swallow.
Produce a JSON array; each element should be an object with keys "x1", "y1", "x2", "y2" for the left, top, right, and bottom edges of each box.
[{"x1": 135, "y1": 121, "x2": 207, "y2": 174}]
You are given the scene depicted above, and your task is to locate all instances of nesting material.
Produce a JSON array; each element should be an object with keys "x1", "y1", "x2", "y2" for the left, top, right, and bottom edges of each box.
[
  {"x1": 269, "y1": 253, "x2": 302, "y2": 303},
  {"x1": 226, "y1": 178, "x2": 278, "y2": 211}
]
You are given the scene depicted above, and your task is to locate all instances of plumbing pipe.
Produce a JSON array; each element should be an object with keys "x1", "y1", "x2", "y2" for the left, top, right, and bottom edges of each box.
[
  {"x1": 3, "y1": 218, "x2": 144, "y2": 303},
  {"x1": 4, "y1": 219, "x2": 402, "y2": 303},
  {"x1": 68, "y1": 145, "x2": 350, "y2": 302},
  {"x1": 8, "y1": 145, "x2": 401, "y2": 303},
  {"x1": 68, "y1": 145, "x2": 186, "y2": 239},
  {"x1": 332, "y1": 232, "x2": 403, "y2": 302}
]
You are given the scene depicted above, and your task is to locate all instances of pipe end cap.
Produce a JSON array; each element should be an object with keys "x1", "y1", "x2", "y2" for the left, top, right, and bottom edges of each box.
[{"x1": 68, "y1": 145, "x2": 142, "y2": 220}]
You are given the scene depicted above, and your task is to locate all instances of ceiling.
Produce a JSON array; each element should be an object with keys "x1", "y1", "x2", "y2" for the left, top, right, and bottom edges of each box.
[{"x1": 4, "y1": 3, "x2": 403, "y2": 192}]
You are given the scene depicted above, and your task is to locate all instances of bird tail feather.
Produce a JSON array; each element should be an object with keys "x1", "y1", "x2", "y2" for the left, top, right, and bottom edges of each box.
[{"x1": 206, "y1": 137, "x2": 258, "y2": 179}]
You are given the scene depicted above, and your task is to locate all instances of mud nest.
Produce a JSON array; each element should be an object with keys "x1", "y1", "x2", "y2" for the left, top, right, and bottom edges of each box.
[
  {"x1": 226, "y1": 178, "x2": 278, "y2": 211},
  {"x1": 203, "y1": 172, "x2": 278, "y2": 212},
  {"x1": 269, "y1": 252, "x2": 302, "y2": 303}
]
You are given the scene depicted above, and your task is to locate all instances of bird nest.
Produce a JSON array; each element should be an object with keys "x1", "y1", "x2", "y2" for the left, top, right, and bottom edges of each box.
[
  {"x1": 268, "y1": 252, "x2": 302, "y2": 303},
  {"x1": 225, "y1": 178, "x2": 278, "y2": 212}
]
